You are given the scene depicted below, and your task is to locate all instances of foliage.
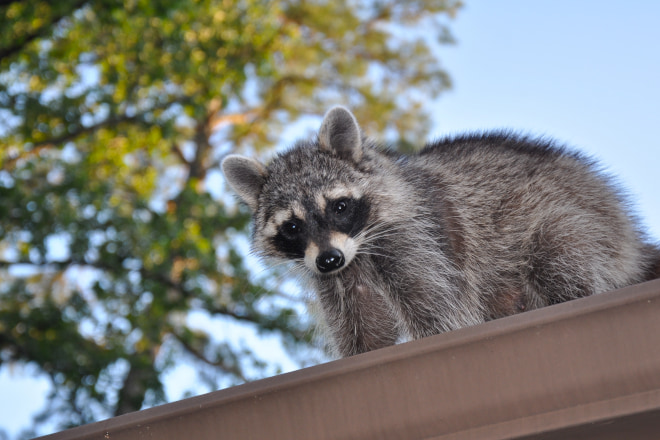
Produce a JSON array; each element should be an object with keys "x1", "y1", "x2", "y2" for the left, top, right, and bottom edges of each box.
[{"x1": 0, "y1": 0, "x2": 460, "y2": 434}]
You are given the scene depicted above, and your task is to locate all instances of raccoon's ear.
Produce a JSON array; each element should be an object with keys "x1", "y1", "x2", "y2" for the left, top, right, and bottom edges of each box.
[
  {"x1": 221, "y1": 155, "x2": 268, "y2": 212},
  {"x1": 318, "y1": 106, "x2": 363, "y2": 163}
]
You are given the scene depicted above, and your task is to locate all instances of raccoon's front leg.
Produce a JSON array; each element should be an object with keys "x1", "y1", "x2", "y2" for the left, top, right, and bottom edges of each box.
[
  {"x1": 316, "y1": 277, "x2": 400, "y2": 357},
  {"x1": 386, "y1": 272, "x2": 485, "y2": 339}
]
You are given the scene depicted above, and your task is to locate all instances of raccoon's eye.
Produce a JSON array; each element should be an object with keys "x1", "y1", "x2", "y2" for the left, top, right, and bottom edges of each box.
[
  {"x1": 333, "y1": 199, "x2": 350, "y2": 215},
  {"x1": 281, "y1": 221, "x2": 302, "y2": 238}
]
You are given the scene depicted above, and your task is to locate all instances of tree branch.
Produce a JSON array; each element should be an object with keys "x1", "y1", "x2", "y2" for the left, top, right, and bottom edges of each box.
[
  {"x1": 171, "y1": 332, "x2": 247, "y2": 382},
  {"x1": 2, "y1": 113, "x2": 142, "y2": 170},
  {"x1": 170, "y1": 143, "x2": 189, "y2": 165},
  {"x1": 3, "y1": 96, "x2": 192, "y2": 170},
  {"x1": 0, "y1": 0, "x2": 88, "y2": 63},
  {"x1": 209, "y1": 111, "x2": 257, "y2": 132},
  {"x1": 114, "y1": 361, "x2": 159, "y2": 416},
  {"x1": 0, "y1": 258, "x2": 302, "y2": 336}
]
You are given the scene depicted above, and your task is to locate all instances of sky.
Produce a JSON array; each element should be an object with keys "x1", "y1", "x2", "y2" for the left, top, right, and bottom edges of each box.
[
  {"x1": 2, "y1": 1, "x2": 659, "y2": 438},
  {"x1": 430, "y1": 0, "x2": 660, "y2": 241}
]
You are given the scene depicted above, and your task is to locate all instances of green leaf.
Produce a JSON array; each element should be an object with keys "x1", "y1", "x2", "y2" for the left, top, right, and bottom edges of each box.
[{"x1": 0, "y1": 0, "x2": 460, "y2": 434}]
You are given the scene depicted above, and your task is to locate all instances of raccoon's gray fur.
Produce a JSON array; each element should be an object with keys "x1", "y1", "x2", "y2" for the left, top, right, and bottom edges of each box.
[{"x1": 222, "y1": 106, "x2": 660, "y2": 357}]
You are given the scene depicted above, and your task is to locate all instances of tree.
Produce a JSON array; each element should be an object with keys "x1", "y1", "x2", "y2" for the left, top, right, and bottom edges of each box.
[{"x1": 0, "y1": 0, "x2": 460, "y2": 435}]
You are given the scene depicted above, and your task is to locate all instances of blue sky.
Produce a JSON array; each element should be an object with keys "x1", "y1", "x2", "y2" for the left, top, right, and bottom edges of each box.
[
  {"x1": 430, "y1": 0, "x2": 660, "y2": 240},
  {"x1": 2, "y1": 1, "x2": 659, "y2": 438}
]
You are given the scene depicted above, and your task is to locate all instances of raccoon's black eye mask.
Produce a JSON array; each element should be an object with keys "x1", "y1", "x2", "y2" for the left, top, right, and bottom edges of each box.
[
  {"x1": 281, "y1": 220, "x2": 303, "y2": 240},
  {"x1": 270, "y1": 196, "x2": 370, "y2": 259},
  {"x1": 333, "y1": 199, "x2": 349, "y2": 215},
  {"x1": 325, "y1": 197, "x2": 370, "y2": 236},
  {"x1": 274, "y1": 217, "x2": 307, "y2": 259}
]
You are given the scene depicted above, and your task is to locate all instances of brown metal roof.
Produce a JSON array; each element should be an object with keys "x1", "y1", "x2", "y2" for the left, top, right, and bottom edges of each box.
[{"x1": 38, "y1": 279, "x2": 660, "y2": 440}]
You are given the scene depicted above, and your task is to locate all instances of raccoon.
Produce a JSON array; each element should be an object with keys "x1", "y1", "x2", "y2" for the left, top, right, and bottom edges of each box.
[{"x1": 222, "y1": 106, "x2": 660, "y2": 357}]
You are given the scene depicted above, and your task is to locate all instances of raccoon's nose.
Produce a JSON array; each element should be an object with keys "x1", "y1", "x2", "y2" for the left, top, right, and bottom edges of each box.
[{"x1": 316, "y1": 249, "x2": 345, "y2": 273}]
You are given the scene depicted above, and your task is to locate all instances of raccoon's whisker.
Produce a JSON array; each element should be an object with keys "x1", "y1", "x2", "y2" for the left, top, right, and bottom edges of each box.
[
  {"x1": 271, "y1": 265, "x2": 311, "y2": 294},
  {"x1": 360, "y1": 228, "x2": 400, "y2": 241},
  {"x1": 256, "y1": 259, "x2": 295, "y2": 274},
  {"x1": 282, "y1": 261, "x2": 308, "y2": 276},
  {"x1": 254, "y1": 258, "x2": 311, "y2": 286},
  {"x1": 356, "y1": 250, "x2": 392, "y2": 260},
  {"x1": 355, "y1": 224, "x2": 403, "y2": 243}
]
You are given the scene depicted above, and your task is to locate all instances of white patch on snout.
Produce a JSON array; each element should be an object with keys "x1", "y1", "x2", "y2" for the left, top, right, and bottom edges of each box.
[
  {"x1": 303, "y1": 233, "x2": 357, "y2": 274},
  {"x1": 330, "y1": 232, "x2": 357, "y2": 266},
  {"x1": 304, "y1": 242, "x2": 320, "y2": 272}
]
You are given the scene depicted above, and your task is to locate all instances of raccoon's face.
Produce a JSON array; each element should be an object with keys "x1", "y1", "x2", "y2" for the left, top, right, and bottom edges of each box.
[
  {"x1": 257, "y1": 184, "x2": 371, "y2": 274},
  {"x1": 222, "y1": 106, "x2": 375, "y2": 275}
]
